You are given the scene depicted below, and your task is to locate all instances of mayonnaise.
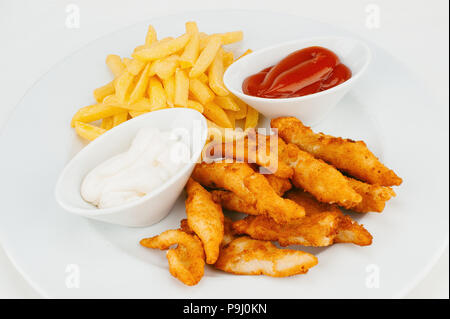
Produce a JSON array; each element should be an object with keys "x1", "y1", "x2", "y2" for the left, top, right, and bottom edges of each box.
[{"x1": 81, "y1": 127, "x2": 190, "y2": 209}]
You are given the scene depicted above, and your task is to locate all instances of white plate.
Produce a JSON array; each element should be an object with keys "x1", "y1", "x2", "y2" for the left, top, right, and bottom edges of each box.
[{"x1": 0, "y1": 10, "x2": 447, "y2": 298}]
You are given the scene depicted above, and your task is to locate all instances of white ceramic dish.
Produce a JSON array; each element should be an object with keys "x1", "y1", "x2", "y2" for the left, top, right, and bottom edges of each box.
[
  {"x1": 55, "y1": 108, "x2": 207, "y2": 227},
  {"x1": 0, "y1": 10, "x2": 447, "y2": 298},
  {"x1": 224, "y1": 37, "x2": 371, "y2": 125}
]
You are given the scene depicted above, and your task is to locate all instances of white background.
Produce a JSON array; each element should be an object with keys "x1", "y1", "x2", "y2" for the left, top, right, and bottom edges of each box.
[{"x1": 0, "y1": 0, "x2": 448, "y2": 298}]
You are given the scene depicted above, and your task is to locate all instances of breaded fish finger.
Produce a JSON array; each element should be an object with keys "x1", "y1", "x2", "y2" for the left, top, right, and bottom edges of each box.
[
  {"x1": 192, "y1": 161, "x2": 256, "y2": 203},
  {"x1": 140, "y1": 230, "x2": 205, "y2": 286},
  {"x1": 194, "y1": 162, "x2": 305, "y2": 223},
  {"x1": 263, "y1": 174, "x2": 292, "y2": 196},
  {"x1": 233, "y1": 214, "x2": 342, "y2": 247},
  {"x1": 181, "y1": 216, "x2": 236, "y2": 247},
  {"x1": 345, "y1": 177, "x2": 396, "y2": 213},
  {"x1": 233, "y1": 212, "x2": 372, "y2": 247},
  {"x1": 186, "y1": 178, "x2": 224, "y2": 264},
  {"x1": 214, "y1": 236, "x2": 318, "y2": 277},
  {"x1": 280, "y1": 140, "x2": 362, "y2": 208},
  {"x1": 272, "y1": 117, "x2": 402, "y2": 186},
  {"x1": 244, "y1": 173, "x2": 305, "y2": 223},
  {"x1": 206, "y1": 132, "x2": 293, "y2": 178}
]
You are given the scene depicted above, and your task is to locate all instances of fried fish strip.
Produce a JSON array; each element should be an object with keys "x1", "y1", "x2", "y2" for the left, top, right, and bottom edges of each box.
[
  {"x1": 140, "y1": 230, "x2": 205, "y2": 286},
  {"x1": 181, "y1": 216, "x2": 236, "y2": 247},
  {"x1": 192, "y1": 161, "x2": 256, "y2": 204},
  {"x1": 279, "y1": 139, "x2": 362, "y2": 208},
  {"x1": 193, "y1": 162, "x2": 305, "y2": 223},
  {"x1": 211, "y1": 190, "x2": 259, "y2": 215},
  {"x1": 263, "y1": 174, "x2": 292, "y2": 196},
  {"x1": 272, "y1": 117, "x2": 402, "y2": 186},
  {"x1": 345, "y1": 177, "x2": 396, "y2": 213},
  {"x1": 207, "y1": 132, "x2": 293, "y2": 179},
  {"x1": 233, "y1": 211, "x2": 372, "y2": 247},
  {"x1": 185, "y1": 178, "x2": 224, "y2": 264},
  {"x1": 233, "y1": 214, "x2": 341, "y2": 247},
  {"x1": 287, "y1": 189, "x2": 372, "y2": 246},
  {"x1": 214, "y1": 236, "x2": 318, "y2": 277}
]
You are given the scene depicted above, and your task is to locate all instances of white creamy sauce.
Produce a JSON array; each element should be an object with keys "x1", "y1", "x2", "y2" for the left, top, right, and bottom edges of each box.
[{"x1": 81, "y1": 127, "x2": 190, "y2": 208}]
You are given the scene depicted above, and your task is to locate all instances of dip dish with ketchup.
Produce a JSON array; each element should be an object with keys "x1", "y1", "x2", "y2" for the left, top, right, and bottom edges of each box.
[{"x1": 223, "y1": 37, "x2": 371, "y2": 125}]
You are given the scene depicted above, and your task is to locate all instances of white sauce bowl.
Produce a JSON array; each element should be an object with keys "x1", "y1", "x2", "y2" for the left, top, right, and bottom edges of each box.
[{"x1": 55, "y1": 108, "x2": 208, "y2": 227}]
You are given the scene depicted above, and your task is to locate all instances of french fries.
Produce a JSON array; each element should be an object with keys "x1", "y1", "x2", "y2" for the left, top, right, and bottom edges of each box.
[
  {"x1": 174, "y1": 69, "x2": 189, "y2": 107},
  {"x1": 189, "y1": 78, "x2": 215, "y2": 105},
  {"x1": 74, "y1": 121, "x2": 106, "y2": 141},
  {"x1": 148, "y1": 77, "x2": 167, "y2": 111},
  {"x1": 190, "y1": 35, "x2": 222, "y2": 78},
  {"x1": 72, "y1": 22, "x2": 258, "y2": 142}
]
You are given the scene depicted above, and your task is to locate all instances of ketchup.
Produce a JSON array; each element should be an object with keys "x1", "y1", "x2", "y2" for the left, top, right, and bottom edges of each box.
[{"x1": 242, "y1": 46, "x2": 351, "y2": 98}]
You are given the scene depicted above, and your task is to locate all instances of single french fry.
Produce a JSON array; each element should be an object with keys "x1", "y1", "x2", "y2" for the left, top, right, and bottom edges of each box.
[
  {"x1": 208, "y1": 49, "x2": 229, "y2": 96},
  {"x1": 71, "y1": 103, "x2": 126, "y2": 127},
  {"x1": 219, "y1": 31, "x2": 243, "y2": 45},
  {"x1": 126, "y1": 58, "x2": 146, "y2": 75},
  {"x1": 74, "y1": 121, "x2": 106, "y2": 141},
  {"x1": 132, "y1": 33, "x2": 190, "y2": 61},
  {"x1": 129, "y1": 98, "x2": 152, "y2": 111},
  {"x1": 113, "y1": 112, "x2": 128, "y2": 127},
  {"x1": 204, "y1": 102, "x2": 233, "y2": 128},
  {"x1": 129, "y1": 63, "x2": 151, "y2": 103},
  {"x1": 186, "y1": 100, "x2": 204, "y2": 113},
  {"x1": 174, "y1": 69, "x2": 189, "y2": 107},
  {"x1": 214, "y1": 96, "x2": 239, "y2": 111},
  {"x1": 106, "y1": 54, "x2": 125, "y2": 76},
  {"x1": 148, "y1": 77, "x2": 167, "y2": 111},
  {"x1": 93, "y1": 81, "x2": 115, "y2": 103},
  {"x1": 230, "y1": 96, "x2": 248, "y2": 119},
  {"x1": 101, "y1": 117, "x2": 114, "y2": 130},
  {"x1": 222, "y1": 50, "x2": 234, "y2": 67},
  {"x1": 237, "y1": 49, "x2": 253, "y2": 60},
  {"x1": 129, "y1": 110, "x2": 148, "y2": 118},
  {"x1": 198, "y1": 73, "x2": 209, "y2": 84},
  {"x1": 224, "y1": 110, "x2": 236, "y2": 129},
  {"x1": 114, "y1": 71, "x2": 135, "y2": 103},
  {"x1": 179, "y1": 22, "x2": 200, "y2": 69},
  {"x1": 122, "y1": 57, "x2": 132, "y2": 68},
  {"x1": 245, "y1": 106, "x2": 259, "y2": 130},
  {"x1": 189, "y1": 78, "x2": 215, "y2": 105},
  {"x1": 190, "y1": 35, "x2": 221, "y2": 78},
  {"x1": 103, "y1": 95, "x2": 151, "y2": 111},
  {"x1": 162, "y1": 75, "x2": 175, "y2": 107},
  {"x1": 145, "y1": 25, "x2": 157, "y2": 47},
  {"x1": 154, "y1": 55, "x2": 179, "y2": 80},
  {"x1": 199, "y1": 31, "x2": 243, "y2": 49}
]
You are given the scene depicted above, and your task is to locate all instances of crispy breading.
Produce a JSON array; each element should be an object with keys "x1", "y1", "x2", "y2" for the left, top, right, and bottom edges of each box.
[
  {"x1": 185, "y1": 178, "x2": 224, "y2": 264},
  {"x1": 193, "y1": 162, "x2": 305, "y2": 223},
  {"x1": 285, "y1": 189, "x2": 341, "y2": 215},
  {"x1": 345, "y1": 177, "x2": 396, "y2": 213},
  {"x1": 264, "y1": 174, "x2": 292, "y2": 196},
  {"x1": 192, "y1": 161, "x2": 256, "y2": 204},
  {"x1": 206, "y1": 131, "x2": 293, "y2": 178},
  {"x1": 279, "y1": 139, "x2": 362, "y2": 208},
  {"x1": 233, "y1": 214, "x2": 341, "y2": 247},
  {"x1": 231, "y1": 189, "x2": 373, "y2": 247},
  {"x1": 211, "y1": 190, "x2": 259, "y2": 215},
  {"x1": 271, "y1": 117, "x2": 402, "y2": 186},
  {"x1": 244, "y1": 173, "x2": 305, "y2": 223},
  {"x1": 181, "y1": 216, "x2": 236, "y2": 247},
  {"x1": 140, "y1": 230, "x2": 205, "y2": 286},
  {"x1": 334, "y1": 215, "x2": 373, "y2": 245},
  {"x1": 214, "y1": 236, "x2": 318, "y2": 277},
  {"x1": 288, "y1": 189, "x2": 372, "y2": 246}
]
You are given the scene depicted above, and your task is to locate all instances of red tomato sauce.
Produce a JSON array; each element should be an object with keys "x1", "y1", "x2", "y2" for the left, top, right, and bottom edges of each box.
[{"x1": 242, "y1": 46, "x2": 352, "y2": 98}]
